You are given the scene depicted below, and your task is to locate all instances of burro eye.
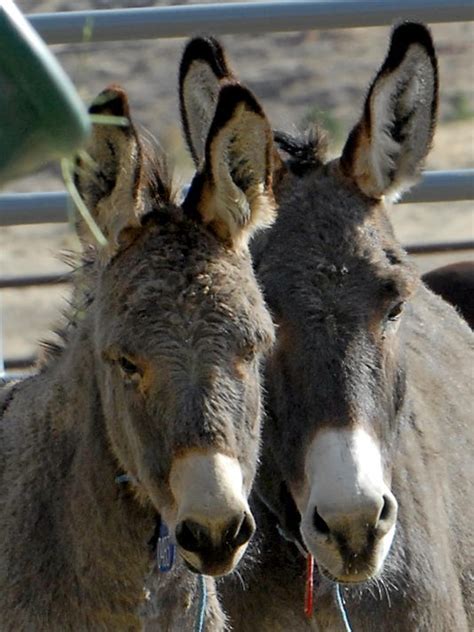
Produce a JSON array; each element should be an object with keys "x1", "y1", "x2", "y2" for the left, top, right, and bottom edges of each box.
[
  {"x1": 387, "y1": 301, "x2": 405, "y2": 322},
  {"x1": 118, "y1": 356, "x2": 141, "y2": 378}
]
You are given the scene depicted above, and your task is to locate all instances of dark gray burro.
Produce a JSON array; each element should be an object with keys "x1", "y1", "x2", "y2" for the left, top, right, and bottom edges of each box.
[
  {"x1": 0, "y1": 81, "x2": 278, "y2": 630},
  {"x1": 172, "y1": 23, "x2": 473, "y2": 632},
  {"x1": 423, "y1": 261, "x2": 474, "y2": 329}
]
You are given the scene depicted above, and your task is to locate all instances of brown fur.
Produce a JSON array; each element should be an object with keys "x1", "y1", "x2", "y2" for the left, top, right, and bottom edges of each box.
[{"x1": 0, "y1": 84, "x2": 276, "y2": 630}]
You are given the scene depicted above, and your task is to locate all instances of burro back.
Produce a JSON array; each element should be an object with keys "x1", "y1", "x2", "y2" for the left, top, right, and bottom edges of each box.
[
  {"x1": 179, "y1": 24, "x2": 473, "y2": 631},
  {"x1": 0, "y1": 82, "x2": 275, "y2": 630}
]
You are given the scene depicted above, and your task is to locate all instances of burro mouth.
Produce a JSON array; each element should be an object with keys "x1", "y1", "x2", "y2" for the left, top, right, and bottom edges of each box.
[
  {"x1": 310, "y1": 547, "x2": 389, "y2": 585},
  {"x1": 295, "y1": 427, "x2": 398, "y2": 584},
  {"x1": 180, "y1": 541, "x2": 248, "y2": 577},
  {"x1": 300, "y1": 521, "x2": 396, "y2": 584}
]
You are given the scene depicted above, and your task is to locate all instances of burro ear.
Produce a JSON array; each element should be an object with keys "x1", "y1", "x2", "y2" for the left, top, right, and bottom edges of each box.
[
  {"x1": 179, "y1": 36, "x2": 235, "y2": 166},
  {"x1": 74, "y1": 85, "x2": 146, "y2": 256},
  {"x1": 184, "y1": 84, "x2": 276, "y2": 249},
  {"x1": 340, "y1": 22, "x2": 438, "y2": 201}
]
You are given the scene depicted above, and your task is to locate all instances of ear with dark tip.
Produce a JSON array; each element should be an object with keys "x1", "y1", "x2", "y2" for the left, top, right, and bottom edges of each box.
[
  {"x1": 184, "y1": 83, "x2": 276, "y2": 249},
  {"x1": 340, "y1": 22, "x2": 438, "y2": 201},
  {"x1": 179, "y1": 36, "x2": 235, "y2": 166},
  {"x1": 74, "y1": 85, "x2": 146, "y2": 256}
]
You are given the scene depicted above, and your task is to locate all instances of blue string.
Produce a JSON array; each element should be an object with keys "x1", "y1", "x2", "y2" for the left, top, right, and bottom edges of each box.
[
  {"x1": 335, "y1": 584, "x2": 353, "y2": 632},
  {"x1": 194, "y1": 574, "x2": 207, "y2": 632},
  {"x1": 114, "y1": 473, "x2": 136, "y2": 485}
]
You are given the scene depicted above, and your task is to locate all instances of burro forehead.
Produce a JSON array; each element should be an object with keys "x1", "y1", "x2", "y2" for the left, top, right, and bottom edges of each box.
[{"x1": 96, "y1": 222, "x2": 275, "y2": 349}]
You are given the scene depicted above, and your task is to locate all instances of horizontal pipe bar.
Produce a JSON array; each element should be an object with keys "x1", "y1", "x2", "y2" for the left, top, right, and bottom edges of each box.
[
  {"x1": 3, "y1": 357, "x2": 37, "y2": 370},
  {"x1": 400, "y1": 170, "x2": 474, "y2": 204},
  {"x1": 0, "y1": 191, "x2": 71, "y2": 225},
  {"x1": 406, "y1": 240, "x2": 474, "y2": 255},
  {"x1": 1, "y1": 171, "x2": 472, "y2": 226},
  {"x1": 0, "y1": 273, "x2": 71, "y2": 289},
  {"x1": 28, "y1": 1, "x2": 474, "y2": 45}
]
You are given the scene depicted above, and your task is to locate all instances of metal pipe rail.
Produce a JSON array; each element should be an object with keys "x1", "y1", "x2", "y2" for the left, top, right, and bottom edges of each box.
[
  {"x1": 406, "y1": 240, "x2": 474, "y2": 255},
  {"x1": 1, "y1": 170, "x2": 473, "y2": 227},
  {"x1": 0, "y1": 191, "x2": 70, "y2": 226},
  {"x1": 3, "y1": 357, "x2": 37, "y2": 371},
  {"x1": 401, "y1": 170, "x2": 474, "y2": 205},
  {"x1": 28, "y1": 1, "x2": 474, "y2": 45},
  {"x1": 0, "y1": 273, "x2": 71, "y2": 289}
]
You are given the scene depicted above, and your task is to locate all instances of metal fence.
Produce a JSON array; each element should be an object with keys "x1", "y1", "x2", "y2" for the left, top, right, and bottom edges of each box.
[
  {"x1": 1, "y1": 170, "x2": 473, "y2": 227},
  {"x1": 2, "y1": 0, "x2": 474, "y2": 373},
  {"x1": 27, "y1": 1, "x2": 474, "y2": 44}
]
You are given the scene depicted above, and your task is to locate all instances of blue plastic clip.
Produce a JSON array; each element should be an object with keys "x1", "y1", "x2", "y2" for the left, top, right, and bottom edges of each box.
[{"x1": 157, "y1": 521, "x2": 176, "y2": 572}]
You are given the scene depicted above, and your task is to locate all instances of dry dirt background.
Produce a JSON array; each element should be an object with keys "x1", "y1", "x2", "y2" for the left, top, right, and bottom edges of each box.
[{"x1": 1, "y1": 1, "x2": 473, "y2": 367}]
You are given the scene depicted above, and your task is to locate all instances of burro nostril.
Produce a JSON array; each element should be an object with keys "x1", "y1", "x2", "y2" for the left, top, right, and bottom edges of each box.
[
  {"x1": 313, "y1": 506, "x2": 331, "y2": 535},
  {"x1": 376, "y1": 493, "x2": 397, "y2": 533},
  {"x1": 224, "y1": 512, "x2": 255, "y2": 548},
  {"x1": 379, "y1": 495, "x2": 391, "y2": 522},
  {"x1": 176, "y1": 513, "x2": 255, "y2": 556},
  {"x1": 175, "y1": 519, "x2": 210, "y2": 553}
]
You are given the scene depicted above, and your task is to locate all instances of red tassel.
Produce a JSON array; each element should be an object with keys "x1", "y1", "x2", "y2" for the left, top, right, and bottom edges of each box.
[{"x1": 304, "y1": 553, "x2": 314, "y2": 618}]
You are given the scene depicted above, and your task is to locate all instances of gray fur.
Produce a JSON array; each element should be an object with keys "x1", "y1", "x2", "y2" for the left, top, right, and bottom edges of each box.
[
  {"x1": 0, "y1": 86, "x2": 275, "y2": 630},
  {"x1": 220, "y1": 24, "x2": 473, "y2": 632},
  {"x1": 159, "y1": 26, "x2": 473, "y2": 632}
]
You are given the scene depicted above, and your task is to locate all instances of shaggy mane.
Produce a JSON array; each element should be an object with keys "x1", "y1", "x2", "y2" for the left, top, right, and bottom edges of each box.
[
  {"x1": 37, "y1": 251, "x2": 96, "y2": 369},
  {"x1": 274, "y1": 125, "x2": 328, "y2": 175},
  {"x1": 139, "y1": 129, "x2": 179, "y2": 211}
]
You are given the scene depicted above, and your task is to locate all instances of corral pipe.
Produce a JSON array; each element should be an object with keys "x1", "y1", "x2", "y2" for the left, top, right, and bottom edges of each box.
[{"x1": 29, "y1": 1, "x2": 474, "y2": 45}]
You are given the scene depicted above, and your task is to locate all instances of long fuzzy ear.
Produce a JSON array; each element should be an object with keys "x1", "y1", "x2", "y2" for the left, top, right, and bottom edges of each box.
[
  {"x1": 184, "y1": 84, "x2": 276, "y2": 249},
  {"x1": 74, "y1": 86, "x2": 147, "y2": 256},
  {"x1": 179, "y1": 36, "x2": 235, "y2": 166},
  {"x1": 341, "y1": 22, "x2": 438, "y2": 201}
]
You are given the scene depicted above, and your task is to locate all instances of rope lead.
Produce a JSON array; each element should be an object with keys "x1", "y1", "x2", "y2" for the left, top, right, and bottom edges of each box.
[
  {"x1": 304, "y1": 553, "x2": 314, "y2": 618},
  {"x1": 194, "y1": 574, "x2": 207, "y2": 632},
  {"x1": 335, "y1": 583, "x2": 353, "y2": 632}
]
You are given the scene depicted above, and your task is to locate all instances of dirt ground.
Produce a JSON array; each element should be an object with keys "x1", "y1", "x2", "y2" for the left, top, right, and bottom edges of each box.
[{"x1": 1, "y1": 1, "x2": 473, "y2": 367}]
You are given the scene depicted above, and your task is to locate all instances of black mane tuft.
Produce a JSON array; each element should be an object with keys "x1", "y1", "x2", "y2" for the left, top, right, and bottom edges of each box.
[{"x1": 274, "y1": 125, "x2": 328, "y2": 175}]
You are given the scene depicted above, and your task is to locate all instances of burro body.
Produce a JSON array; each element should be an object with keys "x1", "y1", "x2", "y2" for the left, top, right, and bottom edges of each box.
[
  {"x1": 422, "y1": 261, "x2": 474, "y2": 329},
  {"x1": 0, "y1": 82, "x2": 276, "y2": 630},
  {"x1": 176, "y1": 24, "x2": 473, "y2": 632}
]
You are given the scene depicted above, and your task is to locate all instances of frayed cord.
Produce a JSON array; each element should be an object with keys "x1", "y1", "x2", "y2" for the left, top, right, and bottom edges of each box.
[
  {"x1": 335, "y1": 584, "x2": 353, "y2": 632},
  {"x1": 304, "y1": 554, "x2": 314, "y2": 618},
  {"x1": 194, "y1": 574, "x2": 207, "y2": 632}
]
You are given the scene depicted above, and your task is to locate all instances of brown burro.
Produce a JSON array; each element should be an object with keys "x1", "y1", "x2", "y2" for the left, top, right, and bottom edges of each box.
[
  {"x1": 171, "y1": 23, "x2": 473, "y2": 632},
  {"x1": 0, "y1": 80, "x2": 277, "y2": 630}
]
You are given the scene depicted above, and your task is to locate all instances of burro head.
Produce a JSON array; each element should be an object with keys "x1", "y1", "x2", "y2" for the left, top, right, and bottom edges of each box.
[
  {"x1": 258, "y1": 23, "x2": 438, "y2": 583},
  {"x1": 74, "y1": 82, "x2": 276, "y2": 575},
  {"x1": 176, "y1": 24, "x2": 438, "y2": 584}
]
